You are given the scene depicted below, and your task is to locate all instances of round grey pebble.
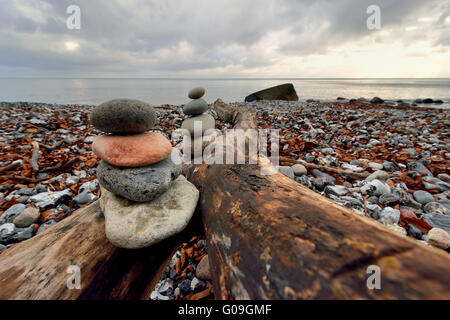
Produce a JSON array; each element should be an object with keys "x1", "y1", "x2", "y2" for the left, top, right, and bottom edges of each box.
[
  {"x1": 90, "y1": 99, "x2": 156, "y2": 133},
  {"x1": 413, "y1": 190, "x2": 435, "y2": 205}
]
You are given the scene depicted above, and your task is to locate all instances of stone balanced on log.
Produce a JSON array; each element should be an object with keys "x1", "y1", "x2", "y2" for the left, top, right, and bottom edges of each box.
[{"x1": 90, "y1": 99, "x2": 199, "y2": 249}]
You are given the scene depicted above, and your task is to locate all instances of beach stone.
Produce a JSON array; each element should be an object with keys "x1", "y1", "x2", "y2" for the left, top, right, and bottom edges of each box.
[
  {"x1": 413, "y1": 190, "x2": 434, "y2": 204},
  {"x1": 0, "y1": 244, "x2": 6, "y2": 253},
  {"x1": 12, "y1": 207, "x2": 40, "y2": 227},
  {"x1": 423, "y1": 202, "x2": 448, "y2": 215},
  {"x1": 392, "y1": 188, "x2": 421, "y2": 209},
  {"x1": 99, "y1": 175, "x2": 199, "y2": 249},
  {"x1": 386, "y1": 224, "x2": 407, "y2": 236},
  {"x1": 190, "y1": 277, "x2": 206, "y2": 293},
  {"x1": 14, "y1": 225, "x2": 34, "y2": 242},
  {"x1": 196, "y1": 255, "x2": 211, "y2": 281},
  {"x1": 28, "y1": 189, "x2": 72, "y2": 210},
  {"x1": 181, "y1": 113, "x2": 215, "y2": 137},
  {"x1": 324, "y1": 185, "x2": 348, "y2": 197},
  {"x1": 400, "y1": 209, "x2": 417, "y2": 219},
  {"x1": 368, "y1": 162, "x2": 384, "y2": 170},
  {"x1": 183, "y1": 99, "x2": 208, "y2": 115},
  {"x1": 312, "y1": 169, "x2": 336, "y2": 184},
  {"x1": 407, "y1": 224, "x2": 423, "y2": 239},
  {"x1": 245, "y1": 83, "x2": 298, "y2": 102},
  {"x1": 36, "y1": 220, "x2": 57, "y2": 235},
  {"x1": 365, "y1": 170, "x2": 390, "y2": 182},
  {"x1": 178, "y1": 279, "x2": 192, "y2": 295},
  {"x1": 0, "y1": 223, "x2": 16, "y2": 244},
  {"x1": 0, "y1": 204, "x2": 26, "y2": 224},
  {"x1": 360, "y1": 179, "x2": 391, "y2": 196},
  {"x1": 379, "y1": 193, "x2": 400, "y2": 206},
  {"x1": 423, "y1": 214, "x2": 450, "y2": 234},
  {"x1": 379, "y1": 207, "x2": 400, "y2": 225},
  {"x1": 79, "y1": 180, "x2": 99, "y2": 194},
  {"x1": 426, "y1": 228, "x2": 450, "y2": 249},
  {"x1": 408, "y1": 161, "x2": 433, "y2": 176},
  {"x1": 90, "y1": 99, "x2": 156, "y2": 133},
  {"x1": 97, "y1": 149, "x2": 182, "y2": 202},
  {"x1": 370, "y1": 97, "x2": 384, "y2": 104},
  {"x1": 92, "y1": 132, "x2": 172, "y2": 167},
  {"x1": 73, "y1": 192, "x2": 98, "y2": 206},
  {"x1": 277, "y1": 166, "x2": 294, "y2": 179},
  {"x1": 188, "y1": 87, "x2": 206, "y2": 99},
  {"x1": 437, "y1": 174, "x2": 450, "y2": 183},
  {"x1": 292, "y1": 164, "x2": 307, "y2": 176}
]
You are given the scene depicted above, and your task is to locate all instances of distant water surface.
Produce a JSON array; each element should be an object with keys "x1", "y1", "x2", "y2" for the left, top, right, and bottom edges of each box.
[{"x1": 0, "y1": 78, "x2": 449, "y2": 108}]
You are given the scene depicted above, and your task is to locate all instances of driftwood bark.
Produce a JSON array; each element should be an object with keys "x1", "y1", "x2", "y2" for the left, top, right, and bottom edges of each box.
[
  {"x1": 30, "y1": 141, "x2": 40, "y2": 172},
  {"x1": 0, "y1": 201, "x2": 203, "y2": 300},
  {"x1": 183, "y1": 98, "x2": 450, "y2": 300},
  {"x1": 0, "y1": 160, "x2": 23, "y2": 173}
]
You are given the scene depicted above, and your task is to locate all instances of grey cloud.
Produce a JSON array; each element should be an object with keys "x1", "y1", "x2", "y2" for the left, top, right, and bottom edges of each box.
[{"x1": 0, "y1": 0, "x2": 448, "y2": 76}]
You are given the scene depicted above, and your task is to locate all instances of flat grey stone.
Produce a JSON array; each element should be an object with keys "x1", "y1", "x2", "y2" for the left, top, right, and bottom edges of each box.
[
  {"x1": 423, "y1": 214, "x2": 450, "y2": 234},
  {"x1": 36, "y1": 220, "x2": 57, "y2": 235},
  {"x1": 99, "y1": 175, "x2": 199, "y2": 249},
  {"x1": 277, "y1": 166, "x2": 294, "y2": 179},
  {"x1": 183, "y1": 99, "x2": 209, "y2": 115},
  {"x1": 29, "y1": 189, "x2": 72, "y2": 209},
  {"x1": 0, "y1": 204, "x2": 26, "y2": 224},
  {"x1": 324, "y1": 185, "x2": 348, "y2": 197}
]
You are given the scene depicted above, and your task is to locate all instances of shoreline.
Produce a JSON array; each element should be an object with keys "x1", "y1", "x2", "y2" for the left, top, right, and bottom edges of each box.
[{"x1": 0, "y1": 99, "x2": 449, "y2": 300}]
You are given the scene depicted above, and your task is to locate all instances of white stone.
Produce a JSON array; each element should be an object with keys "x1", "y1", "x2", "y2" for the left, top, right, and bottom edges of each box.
[
  {"x1": 99, "y1": 175, "x2": 199, "y2": 249},
  {"x1": 426, "y1": 228, "x2": 450, "y2": 249}
]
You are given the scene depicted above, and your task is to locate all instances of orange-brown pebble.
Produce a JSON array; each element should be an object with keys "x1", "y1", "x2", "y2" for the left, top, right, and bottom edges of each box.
[{"x1": 92, "y1": 132, "x2": 172, "y2": 167}]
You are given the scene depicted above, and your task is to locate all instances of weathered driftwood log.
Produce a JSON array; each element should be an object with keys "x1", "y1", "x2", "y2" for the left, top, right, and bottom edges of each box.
[
  {"x1": 0, "y1": 201, "x2": 203, "y2": 300},
  {"x1": 0, "y1": 160, "x2": 23, "y2": 174},
  {"x1": 183, "y1": 98, "x2": 450, "y2": 300}
]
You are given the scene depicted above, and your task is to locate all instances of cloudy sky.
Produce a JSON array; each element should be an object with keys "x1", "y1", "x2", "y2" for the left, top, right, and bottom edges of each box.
[{"x1": 1, "y1": 0, "x2": 449, "y2": 78}]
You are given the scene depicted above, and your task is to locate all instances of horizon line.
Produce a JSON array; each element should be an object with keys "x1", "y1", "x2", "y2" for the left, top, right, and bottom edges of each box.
[{"x1": 1, "y1": 77, "x2": 450, "y2": 80}]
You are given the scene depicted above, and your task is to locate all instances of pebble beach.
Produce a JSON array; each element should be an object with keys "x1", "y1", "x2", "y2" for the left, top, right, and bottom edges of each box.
[{"x1": 0, "y1": 98, "x2": 449, "y2": 300}]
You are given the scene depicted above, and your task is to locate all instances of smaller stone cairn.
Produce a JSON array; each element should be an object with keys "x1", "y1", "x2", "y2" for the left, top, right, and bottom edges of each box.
[
  {"x1": 90, "y1": 99, "x2": 199, "y2": 249},
  {"x1": 181, "y1": 87, "x2": 216, "y2": 158}
]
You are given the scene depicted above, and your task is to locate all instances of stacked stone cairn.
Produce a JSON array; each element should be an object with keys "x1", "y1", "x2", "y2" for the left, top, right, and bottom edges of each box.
[
  {"x1": 90, "y1": 99, "x2": 199, "y2": 249},
  {"x1": 181, "y1": 87, "x2": 216, "y2": 158}
]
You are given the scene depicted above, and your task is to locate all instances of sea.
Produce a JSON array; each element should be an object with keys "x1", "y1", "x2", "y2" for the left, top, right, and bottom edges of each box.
[{"x1": 0, "y1": 78, "x2": 449, "y2": 108}]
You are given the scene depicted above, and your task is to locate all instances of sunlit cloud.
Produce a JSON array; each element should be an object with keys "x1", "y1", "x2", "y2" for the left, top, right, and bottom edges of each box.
[{"x1": 64, "y1": 41, "x2": 79, "y2": 52}]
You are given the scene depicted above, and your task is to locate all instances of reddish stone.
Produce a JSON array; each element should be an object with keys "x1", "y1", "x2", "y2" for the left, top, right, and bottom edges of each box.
[
  {"x1": 400, "y1": 209, "x2": 417, "y2": 219},
  {"x1": 92, "y1": 132, "x2": 172, "y2": 167},
  {"x1": 196, "y1": 255, "x2": 211, "y2": 281}
]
